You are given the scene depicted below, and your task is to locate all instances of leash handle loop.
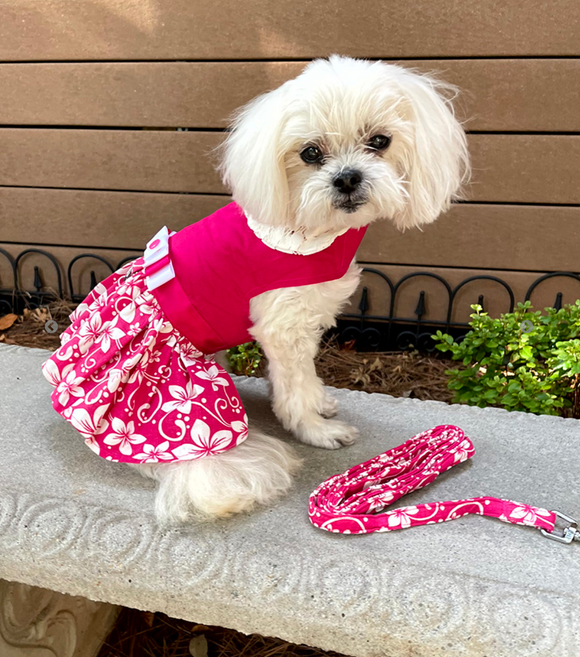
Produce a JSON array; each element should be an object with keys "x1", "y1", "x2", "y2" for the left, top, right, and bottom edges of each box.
[{"x1": 309, "y1": 425, "x2": 564, "y2": 539}]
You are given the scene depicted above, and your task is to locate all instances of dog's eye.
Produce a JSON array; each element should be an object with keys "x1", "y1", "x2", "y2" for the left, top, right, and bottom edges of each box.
[
  {"x1": 367, "y1": 134, "x2": 392, "y2": 151},
  {"x1": 300, "y1": 146, "x2": 324, "y2": 164}
]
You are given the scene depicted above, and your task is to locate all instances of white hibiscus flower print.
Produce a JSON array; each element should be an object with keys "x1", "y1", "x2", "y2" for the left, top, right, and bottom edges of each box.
[
  {"x1": 77, "y1": 314, "x2": 105, "y2": 352},
  {"x1": 106, "y1": 369, "x2": 125, "y2": 394},
  {"x1": 103, "y1": 418, "x2": 146, "y2": 456},
  {"x1": 161, "y1": 381, "x2": 204, "y2": 414},
  {"x1": 379, "y1": 490, "x2": 396, "y2": 503},
  {"x1": 453, "y1": 439, "x2": 473, "y2": 463},
  {"x1": 134, "y1": 441, "x2": 173, "y2": 463},
  {"x1": 117, "y1": 278, "x2": 141, "y2": 299},
  {"x1": 139, "y1": 301, "x2": 156, "y2": 316},
  {"x1": 55, "y1": 369, "x2": 85, "y2": 406},
  {"x1": 230, "y1": 414, "x2": 249, "y2": 444},
  {"x1": 55, "y1": 344, "x2": 76, "y2": 360},
  {"x1": 126, "y1": 322, "x2": 142, "y2": 337},
  {"x1": 172, "y1": 420, "x2": 233, "y2": 459},
  {"x1": 117, "y1": 300, "x2": 138, "y2": 324},
  {"x1": 68, "y1": 404, "x2": 110, "y2": 438},
  {"x1": 509, "y1": 504, "x2": 552, "y2": 527},
  {"x1": 84, "y1": 435, "x2": 101, "y2": 456},
  {"x1": 127, "y1": 350, "x2": 151, "y2": 385},
  {"x1": 177, "y1": 341, "x2": 203, "y2": 366},
  {"x1": 387, "y1": 505, "x2": 419, "y2": 529},
  {"x1": 159, "y1": 320, "x2": 174, "y2": 334},
  {"x1": 92, "y1": 281, "x2": 108, "y2": 298},
  {"x1": 42, "y1": 361, "x2": 85, "y2": 405},
  {"x1": 95, "y1": 318, "x2": 126, "y2": 353},
  {"x1": 42, "y1": 359, "x2": 73, "y2": 388},
  {"x1": 88, "y1": 286, "x2": 110, "y2": 314},
  {"x1": 69, "y1": 301, "x2": 89, "y2": 323},
  {"x1": 195, "y1": 364, "x2": 229, "y2": 391}
]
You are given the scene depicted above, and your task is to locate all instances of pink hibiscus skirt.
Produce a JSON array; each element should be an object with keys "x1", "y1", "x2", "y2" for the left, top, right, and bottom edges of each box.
[{"x1": 42, "y1": 258, "x2": 248, "y2": 463}]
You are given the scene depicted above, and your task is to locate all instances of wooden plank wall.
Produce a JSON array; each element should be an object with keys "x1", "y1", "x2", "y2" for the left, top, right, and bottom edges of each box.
[{"x1": 1, "y1": 0, "x2": 579, "y2": 326}]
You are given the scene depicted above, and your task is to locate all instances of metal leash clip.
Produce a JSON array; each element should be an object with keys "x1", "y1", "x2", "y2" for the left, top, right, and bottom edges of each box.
[{"x1": 541, "y1": 511, "x2": 580, "y2": 544}]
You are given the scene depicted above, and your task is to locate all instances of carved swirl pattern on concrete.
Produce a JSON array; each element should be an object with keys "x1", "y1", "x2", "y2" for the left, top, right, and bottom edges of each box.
[
  {"x1": 0, "y1": 580, "x2": 77, "y2": 657},
  {"x1": 231, "y1": 543, "x2": 305, "y2": 602},
  {"x1": 155, "y1": 527, "x2": 228, "y2": 588},
  {"x1": 315, "y1": 555, "x2": 381, "y2": 617},
  {"x1": 0, "y1": 487, "x2": 579, "y2": 657},
  {"x1": 17, "y1": 499, "x2": 87, "y2": 558},
  {"x1": 488, "y1": 590, "x2": 562, "y2": 656},
  {"x1": 0, "y1": 491, "x2": 16, "y2": 537},
  {"x1": 388, "y1": 572, "x2": 468, "y2": 640},
  {"x1": 0, "y1": 578, "x2": 120, "y2": 657},
  {"x1": 87, "y1": 511, "x2": 156, "y2": 569}
]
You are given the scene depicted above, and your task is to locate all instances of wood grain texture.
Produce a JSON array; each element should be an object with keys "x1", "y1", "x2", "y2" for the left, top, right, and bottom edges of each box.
[
  {"x1": 2, "y1": 187, "x2": 579, "y2": 272},
  {"x1": 0, "y1": 187, "x2": 230, "y2": 248},
  {"x1": 0, "y1": 129, "x2": 224, "y2": 193},
  {"x1": 2, "y1": 60, "x2": 579, "y2": 131},
  {"x1": 1, "y1": 129, "x2": 579, "y2": 204},
  {"x1": 1, "y1": 0, "x2": 579, "y2": 60},
  {"x1": 467, "y1": 135, "x2": 580, "y2": 204},
  {"x1": 359, "y1": 203, "x2": 580, "y2": 272}
]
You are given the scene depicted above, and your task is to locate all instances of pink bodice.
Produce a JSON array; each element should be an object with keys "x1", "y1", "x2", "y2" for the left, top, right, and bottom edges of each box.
[{"x1": 151, "y1": 202, "x2": 368, "y2": 353}]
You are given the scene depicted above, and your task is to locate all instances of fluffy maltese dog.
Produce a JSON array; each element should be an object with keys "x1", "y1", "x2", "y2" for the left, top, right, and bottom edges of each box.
[
  {"x1": 136, "y1": 55, "x2": 469, "y2": 522},
  {"x1": 44, "y1": 56, "x2": 467, "y2": 523}
]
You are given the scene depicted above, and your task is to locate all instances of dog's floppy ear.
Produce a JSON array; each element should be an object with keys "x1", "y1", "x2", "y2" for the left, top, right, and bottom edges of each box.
[
  {"x1": 392, "y1": 69, "x2": 470, "y2": 230},
  {"x1": 218, "y1": 84, "x2": 292, "y2": 227}
]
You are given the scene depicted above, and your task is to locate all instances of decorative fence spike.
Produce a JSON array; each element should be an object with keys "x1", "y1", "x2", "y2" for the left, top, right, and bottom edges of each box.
[
  {"x1": 33, "y1": 266, "x2": 43, "y2": 293},
  {"x1": 414, "y1": 290, "x2": 426, "y2": 319},
  {"x1": 3, "y1": 250, "x2": 580, "y2": 354},
  {"x1": 358, "y1": 286, "x2": 369, "y2": 315}
]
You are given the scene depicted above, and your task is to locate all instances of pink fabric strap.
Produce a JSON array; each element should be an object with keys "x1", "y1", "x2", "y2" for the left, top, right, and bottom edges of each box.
[{"x1": 309, "y1": 425, "x2": 561, "y2": 537}]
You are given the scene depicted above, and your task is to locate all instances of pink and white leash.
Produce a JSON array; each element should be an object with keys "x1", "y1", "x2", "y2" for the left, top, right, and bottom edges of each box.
[{"x1": 309, "y1": 425, "x2": 579, "y2": 544}]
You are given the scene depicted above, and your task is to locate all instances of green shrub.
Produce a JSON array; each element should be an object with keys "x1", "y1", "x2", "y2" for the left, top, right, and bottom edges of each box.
[
  {"x1": 226, "y1": 341, "x2": 263, "y2": 376},
  {"x1": 434, "y1": 301, "x2": 580, "y2": 418}
]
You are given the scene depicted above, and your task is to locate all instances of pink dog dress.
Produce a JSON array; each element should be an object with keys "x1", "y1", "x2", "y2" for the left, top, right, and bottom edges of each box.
[{"x1": 42, "y1": 202, "x2": 367, "y2": 464}]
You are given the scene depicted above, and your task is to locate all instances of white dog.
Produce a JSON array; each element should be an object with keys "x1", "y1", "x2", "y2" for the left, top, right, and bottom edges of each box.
[{"x1": 138, "y1": 55, "x2": 470, "y2": 522}]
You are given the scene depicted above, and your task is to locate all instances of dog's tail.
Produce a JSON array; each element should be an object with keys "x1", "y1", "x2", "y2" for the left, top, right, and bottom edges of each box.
[{"x1": 133, "y1": 430, "x2": 302, "y2": 524}]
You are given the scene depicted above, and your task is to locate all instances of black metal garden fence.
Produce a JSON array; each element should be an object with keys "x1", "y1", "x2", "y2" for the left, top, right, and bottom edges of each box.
[{"x1": 2, "y1": 246, "x2": 580, "y2": 352}]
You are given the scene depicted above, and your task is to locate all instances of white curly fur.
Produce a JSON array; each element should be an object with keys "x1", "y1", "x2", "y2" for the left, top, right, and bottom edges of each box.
[
  {"x1": 133, "y1": 431, "x2": 301, "y2": 523},
  {"x1": 136, "y1": 55, "x2": 469, "y2": 523}
]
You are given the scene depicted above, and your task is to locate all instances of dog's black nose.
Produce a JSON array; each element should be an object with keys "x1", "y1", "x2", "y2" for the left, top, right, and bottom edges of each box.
[{"x1": 333, "y1": 169, "x2": 363, "y2": 194}]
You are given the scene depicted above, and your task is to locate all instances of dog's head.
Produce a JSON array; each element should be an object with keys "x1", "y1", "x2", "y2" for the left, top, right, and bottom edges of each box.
[{"x1": 219, "y1": 55, "x2": 470, "y2": 236}]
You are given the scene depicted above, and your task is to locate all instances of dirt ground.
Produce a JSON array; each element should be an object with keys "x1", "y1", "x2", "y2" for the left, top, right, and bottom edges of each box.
[
  {"x1": 1, "y1": 301, "x2": 456, "y2": 657},
  {"x1": 100, "y1": 608, "x2": 347, "y2": 657}
]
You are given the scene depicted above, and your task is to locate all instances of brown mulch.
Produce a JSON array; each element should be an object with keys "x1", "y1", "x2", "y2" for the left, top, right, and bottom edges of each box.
[
  {"x1": 2, "y1": 300, "x2": 457, "y2": 657},
  {"x1": 99, "y1": 609, "x2": 347, "y2": 657},
  {"x1": 0, "y1": 298, "x2": 75, "y2": 350},
  {"x1": 315, "y1": 337, "x2": 455, "y2": 403}
]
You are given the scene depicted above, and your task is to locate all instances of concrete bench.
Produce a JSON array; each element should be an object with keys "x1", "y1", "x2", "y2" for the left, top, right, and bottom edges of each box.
[{"x1": 0, "y1": 343, "x2": 579, "y2": 657}]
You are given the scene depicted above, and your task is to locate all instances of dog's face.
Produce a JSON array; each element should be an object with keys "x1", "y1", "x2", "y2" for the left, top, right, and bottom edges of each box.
[{"x1": 220, "y1": 56, "x2": 469, "y2": 236}]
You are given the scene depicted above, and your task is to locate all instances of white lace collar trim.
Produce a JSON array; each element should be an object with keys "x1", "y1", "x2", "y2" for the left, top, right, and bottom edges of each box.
[{"x1": 246, "y1": 214, "x2": 349, "y2": 255}]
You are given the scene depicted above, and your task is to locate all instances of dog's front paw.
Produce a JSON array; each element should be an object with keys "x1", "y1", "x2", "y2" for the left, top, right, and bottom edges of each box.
[
  {"x1": 298, "y1": 419, "x2": 358, "y2": 450},
  {"x1": 320, "y1": 393, "x2": 339, "y2": 418}
]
